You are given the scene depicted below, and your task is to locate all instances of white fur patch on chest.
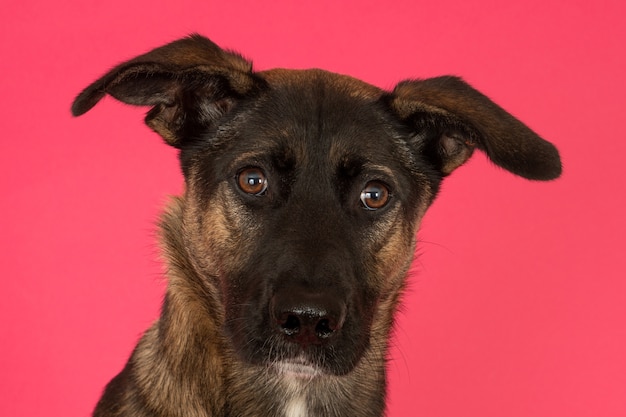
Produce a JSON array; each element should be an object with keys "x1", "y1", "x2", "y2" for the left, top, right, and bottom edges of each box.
[{"x1": 283, "y1": 395, "x2": 308, "y2": 417}]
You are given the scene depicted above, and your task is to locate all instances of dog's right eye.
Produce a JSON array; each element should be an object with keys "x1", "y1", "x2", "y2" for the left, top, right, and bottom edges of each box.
[{"x1": 237, "y1": 168, "x2": 268, "y2": 196}]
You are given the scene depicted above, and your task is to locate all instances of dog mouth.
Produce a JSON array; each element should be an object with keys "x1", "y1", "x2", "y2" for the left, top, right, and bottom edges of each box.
[
  {"x1": 226, "y1": 299, "x2": 373, "y2": 377},
  {"x1": 225, "y1": 275, "x2": 375, "y2": 377},
  {"x1": 271, "y1": 356, "x2": 322, "y2": 379}
]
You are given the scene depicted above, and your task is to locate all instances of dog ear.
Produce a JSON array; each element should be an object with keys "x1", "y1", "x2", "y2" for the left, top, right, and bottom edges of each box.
[
  {"x1": 71, "y1": 34, "x2": 261, "y2": 148},
  {"x1": 390, "y1": 76, "x2": 561, "y2": 180}
]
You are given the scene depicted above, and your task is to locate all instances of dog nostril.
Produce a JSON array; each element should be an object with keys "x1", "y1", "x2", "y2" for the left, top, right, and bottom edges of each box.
[
  {"x1": 275, "y1": 309, "x2": 344, "y2": 344},
  {"x1": 280, "y1": 314, "x2": 301, "y2": 336},
  {"x1": 315, "y1": 318, "x2": 334, "y2": 339}
]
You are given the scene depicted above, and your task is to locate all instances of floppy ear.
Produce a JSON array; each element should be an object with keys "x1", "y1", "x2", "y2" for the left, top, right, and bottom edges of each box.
[
  {"x1": 71, "y1": 34, "x2": 261, "y2": 148},
  {"x1": 390, "y1": 76, "x2": 561, "y2": 180}
]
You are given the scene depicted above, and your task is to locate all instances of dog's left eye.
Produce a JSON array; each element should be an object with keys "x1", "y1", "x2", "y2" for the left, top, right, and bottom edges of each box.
[
  {"x1": 237, "y1": 167, "x2": 268, "y2": 196},
  {"x1": 360, "y1": 181, "x2": 390, "y2": 210}
]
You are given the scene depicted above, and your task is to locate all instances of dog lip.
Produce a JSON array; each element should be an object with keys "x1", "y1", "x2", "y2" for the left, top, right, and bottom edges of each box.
[{"x1": 273, "y1": 358, "x2": 322, "y2": 378}]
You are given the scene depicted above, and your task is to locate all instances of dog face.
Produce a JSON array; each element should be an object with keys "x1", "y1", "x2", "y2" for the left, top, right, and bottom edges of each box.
[
  {"x1": 177, "y1": 70, "x2": 435, "y2": 375},
  {"x1": 72, "y1": 35, "x2": 561, "y2": 379}
]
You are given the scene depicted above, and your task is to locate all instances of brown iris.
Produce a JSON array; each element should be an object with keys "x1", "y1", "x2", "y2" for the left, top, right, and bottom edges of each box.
[
  {"x1": 360, "y1": 181, "x2": 390, "y2": 210},
  {"x1": 237, "y1": 167, "x2": 268, "y2": 195}
]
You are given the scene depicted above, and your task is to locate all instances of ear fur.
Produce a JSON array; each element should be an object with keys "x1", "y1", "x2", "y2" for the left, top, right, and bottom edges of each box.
[
  {"x1": 390, "y1": 76, "x2": 562, "y2": 180},
  {"x1": 71, "y1": 34, "x2": 261, "y2": 147}
]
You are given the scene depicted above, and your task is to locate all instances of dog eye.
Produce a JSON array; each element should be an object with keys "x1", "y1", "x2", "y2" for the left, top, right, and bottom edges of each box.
[
  {"x1": 237, "y1": 168, "x2": 268, "y2": 195},
  {"x1": 360, "y1": 181, "x2": 390, "y2": 210}
]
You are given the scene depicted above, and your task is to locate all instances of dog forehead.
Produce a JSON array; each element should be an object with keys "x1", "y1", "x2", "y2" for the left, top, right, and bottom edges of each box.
[{"x1": 234, "y1": 68, "x2": 403, "y2": 164}]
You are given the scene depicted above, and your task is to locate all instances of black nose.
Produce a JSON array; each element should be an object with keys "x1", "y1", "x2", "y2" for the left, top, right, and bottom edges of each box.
[{"x1": 271, "y1": 287, "x2": 346, "y2": 346}]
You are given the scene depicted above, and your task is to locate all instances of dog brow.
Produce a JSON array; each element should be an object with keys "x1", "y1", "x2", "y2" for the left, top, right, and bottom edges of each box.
[
  {"x1": 335, "y1": 152, "x2": 396, "y2": 180},
  {"x1": 361, "y1": 163, "x2": 395, "y2": 178},
  {"x1": 228, "y1": 151, "x2": 269, "y2": 170}
]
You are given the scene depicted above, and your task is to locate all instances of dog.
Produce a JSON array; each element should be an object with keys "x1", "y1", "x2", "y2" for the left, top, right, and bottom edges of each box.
[{"x1": 72, "y1": 34, "x2": 561, "y2": 417}]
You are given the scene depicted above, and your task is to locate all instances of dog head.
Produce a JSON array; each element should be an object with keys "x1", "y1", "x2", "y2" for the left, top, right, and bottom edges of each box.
[{"x1": 73, "y1": 35, "x2": 561, "y2": 378}]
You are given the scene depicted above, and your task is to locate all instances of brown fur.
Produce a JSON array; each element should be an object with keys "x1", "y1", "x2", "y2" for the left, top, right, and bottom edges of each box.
[{"x1": 72, "y1": 35, "x2": 561, "y2": 417}]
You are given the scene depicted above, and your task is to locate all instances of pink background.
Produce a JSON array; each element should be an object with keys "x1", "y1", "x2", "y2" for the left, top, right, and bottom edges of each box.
[{"x1": 2, "y1": 1, "x2": 625, "y2": 416}]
